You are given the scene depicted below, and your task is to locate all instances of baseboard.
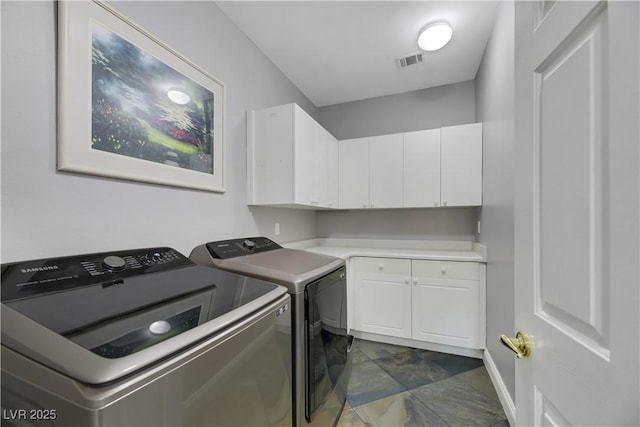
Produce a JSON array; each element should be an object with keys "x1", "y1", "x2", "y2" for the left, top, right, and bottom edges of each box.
[{"x1": 483, "y1": 349, "x2": 516, "y2": 426}]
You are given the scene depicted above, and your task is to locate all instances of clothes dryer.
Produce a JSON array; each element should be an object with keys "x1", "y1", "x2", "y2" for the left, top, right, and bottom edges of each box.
[{"x1": 190, "y1": 237, "x2": 353, "y2": 427}]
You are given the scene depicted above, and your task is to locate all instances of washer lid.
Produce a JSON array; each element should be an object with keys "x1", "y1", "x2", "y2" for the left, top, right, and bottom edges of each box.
[{"x1": 1, "y1": 249, "x2": 286, "y2": 384}]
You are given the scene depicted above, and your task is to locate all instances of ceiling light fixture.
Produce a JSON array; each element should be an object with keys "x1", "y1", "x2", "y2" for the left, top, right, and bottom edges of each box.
[{"x1": 418, "y1": 21, "x2": 453, "y2": 52}]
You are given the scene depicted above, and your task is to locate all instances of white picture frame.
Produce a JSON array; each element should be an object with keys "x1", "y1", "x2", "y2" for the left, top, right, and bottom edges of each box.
[{"x1": 57, "y1": 0, "x2": 225, "y2": 192}]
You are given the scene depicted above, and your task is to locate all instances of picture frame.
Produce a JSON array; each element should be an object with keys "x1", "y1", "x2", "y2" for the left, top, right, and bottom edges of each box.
[{"x1": 57, "y1": 0, "x2": 225, "y2": 192}]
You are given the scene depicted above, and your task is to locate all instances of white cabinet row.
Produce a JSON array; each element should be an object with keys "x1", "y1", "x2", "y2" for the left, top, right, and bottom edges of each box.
[
  {"x1": 339, "y1": 124, "x2": 483, "y2": 209},
  {"x1": 351, "y1": 257, "x2": 485, "y2": 350},
  {"x1": 247, "y1": 103, "x2": 338, "y2": 208},
  {"x1": 247, "y1": 103, "x2": 482, "y2": 209}
]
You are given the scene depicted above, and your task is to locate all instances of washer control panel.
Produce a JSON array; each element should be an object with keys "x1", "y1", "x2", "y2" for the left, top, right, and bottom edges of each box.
[
  {"x1": 1, "y1": 247, "x2": 192, "y2": 302},
  {"x1": 205, "y1": 237, "x2": 281, "y2": 259}
]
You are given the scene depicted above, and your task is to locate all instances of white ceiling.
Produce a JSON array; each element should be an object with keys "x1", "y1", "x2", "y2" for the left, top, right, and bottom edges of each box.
[{"x1": 217, "y1": 1, "x2": 500, "y2": 107}]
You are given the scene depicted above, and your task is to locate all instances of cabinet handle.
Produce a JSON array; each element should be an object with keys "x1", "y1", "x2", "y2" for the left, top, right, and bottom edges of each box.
[
  {"x1": 370, "y1": 204, "x2": 374, "y2": 208},
  {"x1": 404, "y1": 277, "x2": 410, "y2": 285},
  {"x1": 441, "y1": 266, "x2": 447, "y2": 275},
  {"x1": 362, "y1": 204, "x2": 368, "y2": 208},
  {"x1": 442, "y1": 201, "x2": 448, "y2": 207},
  {"x1": 433, "y1": 201, "x2": 439, "y2": 207},
  {"x1": 378, "y1": 264, "x2": 384, "y2": 271},
  {"x1": 413, "y1": 279, "x2": 418, "y2": 286}
]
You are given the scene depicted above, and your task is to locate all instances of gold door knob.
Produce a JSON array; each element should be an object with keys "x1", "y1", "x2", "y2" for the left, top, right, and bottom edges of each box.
[{"x1": 500, "y1": 331, "x2": 531, "y2": 358}]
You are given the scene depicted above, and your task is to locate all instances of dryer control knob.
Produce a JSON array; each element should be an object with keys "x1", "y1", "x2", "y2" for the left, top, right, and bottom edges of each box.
[
  {"x1": 243, "y1": 240, "x2": 256, "y2": 250},
  {"x1": 102, "y1": 256, "x2": 126, "y2": 271}
]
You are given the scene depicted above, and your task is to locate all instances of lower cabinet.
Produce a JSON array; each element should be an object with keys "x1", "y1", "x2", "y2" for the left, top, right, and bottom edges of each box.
[
  {"x1": 352, "y1": 257, "x2": 485, "y2": 350},
  {"x1": 352, "y1": 257, "x2": 412, "y2": 338}
]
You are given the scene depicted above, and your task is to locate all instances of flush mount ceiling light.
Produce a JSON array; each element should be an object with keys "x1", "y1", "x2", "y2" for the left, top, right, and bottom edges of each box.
[
  {"x1": 418, "y1": 21, "x2": 453, "y2": 52},
  {"x1": 167, "y1": 89, "x2": 191, "y2": 105}
]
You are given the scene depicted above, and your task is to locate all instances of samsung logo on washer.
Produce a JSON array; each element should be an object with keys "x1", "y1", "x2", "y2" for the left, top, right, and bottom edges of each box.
[{"x1": 21, "y1": 266, "x2": 59, "y2": 274}]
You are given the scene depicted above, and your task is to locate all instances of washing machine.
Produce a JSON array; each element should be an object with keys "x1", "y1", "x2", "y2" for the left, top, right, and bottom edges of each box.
[
  {"x1": 190, "y1": 237, "x2": 353, "y2": 427},
  {"x1": 1, "y1": 246, "x2": 292, "y2": 426}
]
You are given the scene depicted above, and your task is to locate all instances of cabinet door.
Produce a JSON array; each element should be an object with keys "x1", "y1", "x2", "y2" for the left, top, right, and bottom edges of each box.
[
  {"x1": 440, "y1": 123, "x2": 482, "y2": 206},
  {"x1": 369, "y1": 134, "x2": 404, "y2": 208},
  {"x1": 313, "y1": 124, "x2": 329, "y2": 206},
  {"x1": 327, "y1": 135, "x2": 339, "y2": 208},
  {"x1": 248, "y1": 104, "x2": 295, "y2": 205},
  {"x1": 353, "y1": 257, "x2": 412, "y2": 338},
  {"x1": 403, "y1": 129, "x2": 441, "y2": 207},
  {"x1": 293, "y1": 106, "x2": 316, "y2": 205},
  {"x1": 339, "y1": 138, "x2": 370, "y2": 209},
  {"x1": 411, "y1": 260, "x2": 481, "y2": 348}
]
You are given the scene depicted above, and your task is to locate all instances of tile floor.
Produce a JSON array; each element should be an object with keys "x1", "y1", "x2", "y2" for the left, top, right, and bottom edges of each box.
[{"x1": 336, "y1": 339, "x2": 510, "y2": 427}]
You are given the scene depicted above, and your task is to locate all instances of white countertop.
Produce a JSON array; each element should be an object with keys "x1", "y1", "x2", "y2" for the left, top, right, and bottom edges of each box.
[{"x1": 283, "y1": 238, "x2": 486, "y2": 262}]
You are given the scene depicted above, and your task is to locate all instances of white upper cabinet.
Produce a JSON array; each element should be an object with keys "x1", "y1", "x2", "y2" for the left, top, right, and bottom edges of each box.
[
  {"x1": 403, "y1": 124, "x2": 482, "y2": 208},
  {"x1": 338, "y1": 137, "x2": 370, "y2": 209},
  {"x1": 340, "y1": 123, "x2": 482, "y2": 209},
  {"x1": 311, "y1": 122, "x2": 328, "y2": 206},
  {"x1": 339, "y1": 134, "x2": 403, "y2": 209},
  {"x1": 247, "y1": 103, "x2": 336, "y2": 209},
  {"x1": 370, "y1": 134, "x2": 404, "y2": 208},
  {"x1": 248, "y1": 103, "x2": 482, "y2": 210},
  {"x1": 326, "y1": 132, "x2": 339, "y2": 208},
  {"x1": 440, "y1": 123, "x2": 483, "y2": 207},
  {"x1": 294, "y1": 106, "x2": 316, "y2": 206},
  {"x1": 403, "y1": 129, "x2": 441, "y2": 207}
]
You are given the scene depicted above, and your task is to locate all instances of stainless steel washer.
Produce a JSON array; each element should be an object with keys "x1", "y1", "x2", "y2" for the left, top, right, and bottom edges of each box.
[
  {"x1": 1, "y1": 247, "x2": 292, "y2": 427},
  {"x1": 190, "y1": 237, "x2": 353, "y2": 427}
]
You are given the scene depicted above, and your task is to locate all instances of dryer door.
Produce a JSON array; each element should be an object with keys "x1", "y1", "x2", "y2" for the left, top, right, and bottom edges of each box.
[{"x1": 304, "y1": 266, "x2": 353, "y2": 422}]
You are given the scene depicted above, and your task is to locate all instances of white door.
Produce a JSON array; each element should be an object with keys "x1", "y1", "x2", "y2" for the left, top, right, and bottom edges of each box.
[
  {"x1": 352, "y1": 257, "x2": 412, "y2": 339},
  {"x1": 411, "y1": 260, "x2": 481, "y2": 349},
  {"x1": 513, "y1": 1, "x2": 639, "y2": 425},
  {"x1": 403, "y1": 129, "x2": 441, "y2": 207},
  {"x1": 313, "y1": 124, "x2": 329, "y2": 207},
  {"x1": 293, "y1": 106, "x2": 315, "y2": 205},
  {"x1": 339, "y1": 137, "x2": 370, "y2": 209},
  {"x1": 327, "y1": 135, "x2": 339, "y2": 209},
  {"x1": 369, "y1": 134, "x2": 404, "y2": 208},
  {"x1": 440, "y1": 123, "x2": 482, "y2": 207}
]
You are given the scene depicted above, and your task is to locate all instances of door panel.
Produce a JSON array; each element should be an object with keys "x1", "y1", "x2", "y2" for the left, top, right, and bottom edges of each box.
[
  {"x1": 352, "y1": 258, "x2": 411, "y2": 338},
  {"x1": 440, "y1": 123, "x2": 482, "y2": 206},
  {"x1": 412, "y1": 280, "x2": 479, "y2": 348},
  {"x1": 535, "y1": 4, "x2": 607, "y2": 355},
  {"x1": 313, "y1": 125, "x2": 329, "y2": 206},
  {"x1": 403, "y1": 129, "x2": 441, "y2": 207},
  {"x1": 514, "y1": 1, "x2": 639, "y2": 425},
  {"x1": 369, "y1": 134, "x2": 404, "y2": 208},
  {"x1": 338, "y1": 138, "x2": 369, "y2": 209},
  {"x1": 327, "y1": 135, "x2": 339, "y2": 208},
  {"x1": 294, "y1": 107, "x2": 315, "y2": 205},
  {"x1": 357, "y1": 278, "x2": 411, "y2": 337}
]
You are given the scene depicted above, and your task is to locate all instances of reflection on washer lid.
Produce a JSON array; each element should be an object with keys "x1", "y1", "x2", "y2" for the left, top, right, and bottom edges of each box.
[{"x1": 1, "y1": 247, "x2": 286, "y2": 383}]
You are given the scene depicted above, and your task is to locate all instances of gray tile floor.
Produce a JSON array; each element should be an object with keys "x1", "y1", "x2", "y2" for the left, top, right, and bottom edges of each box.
[{"x1": 337, "y1": 340, "x2": 510, "y2": 427}]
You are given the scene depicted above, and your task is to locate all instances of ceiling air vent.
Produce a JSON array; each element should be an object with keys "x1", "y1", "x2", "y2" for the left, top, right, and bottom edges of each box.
[{"x1": 397, "y1": 53, "x2": 424, "y2": 68}]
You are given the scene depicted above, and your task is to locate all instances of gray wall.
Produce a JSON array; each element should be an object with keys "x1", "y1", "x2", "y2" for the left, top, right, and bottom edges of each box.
[
  {"x1": 475, "y1": 1, "x2": 516, "y2": 401},
  {"x1": 317, "y1": 80, "x2": 476, "y2": 140},
  {"x1": 317, "y1": 208, "x2": 478, "y2": 241},
  {"x1": 1, "y1": 1, "x2": 318, "y2": 263},
  {"x1": 316, "y1": 80, "x2": 478, "y2": 240}
]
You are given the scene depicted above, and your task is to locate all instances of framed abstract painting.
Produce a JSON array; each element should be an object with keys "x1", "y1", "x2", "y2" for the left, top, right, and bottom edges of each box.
[{"x1": 57, "y1": 0, "x2": 225, "y2": 192}]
